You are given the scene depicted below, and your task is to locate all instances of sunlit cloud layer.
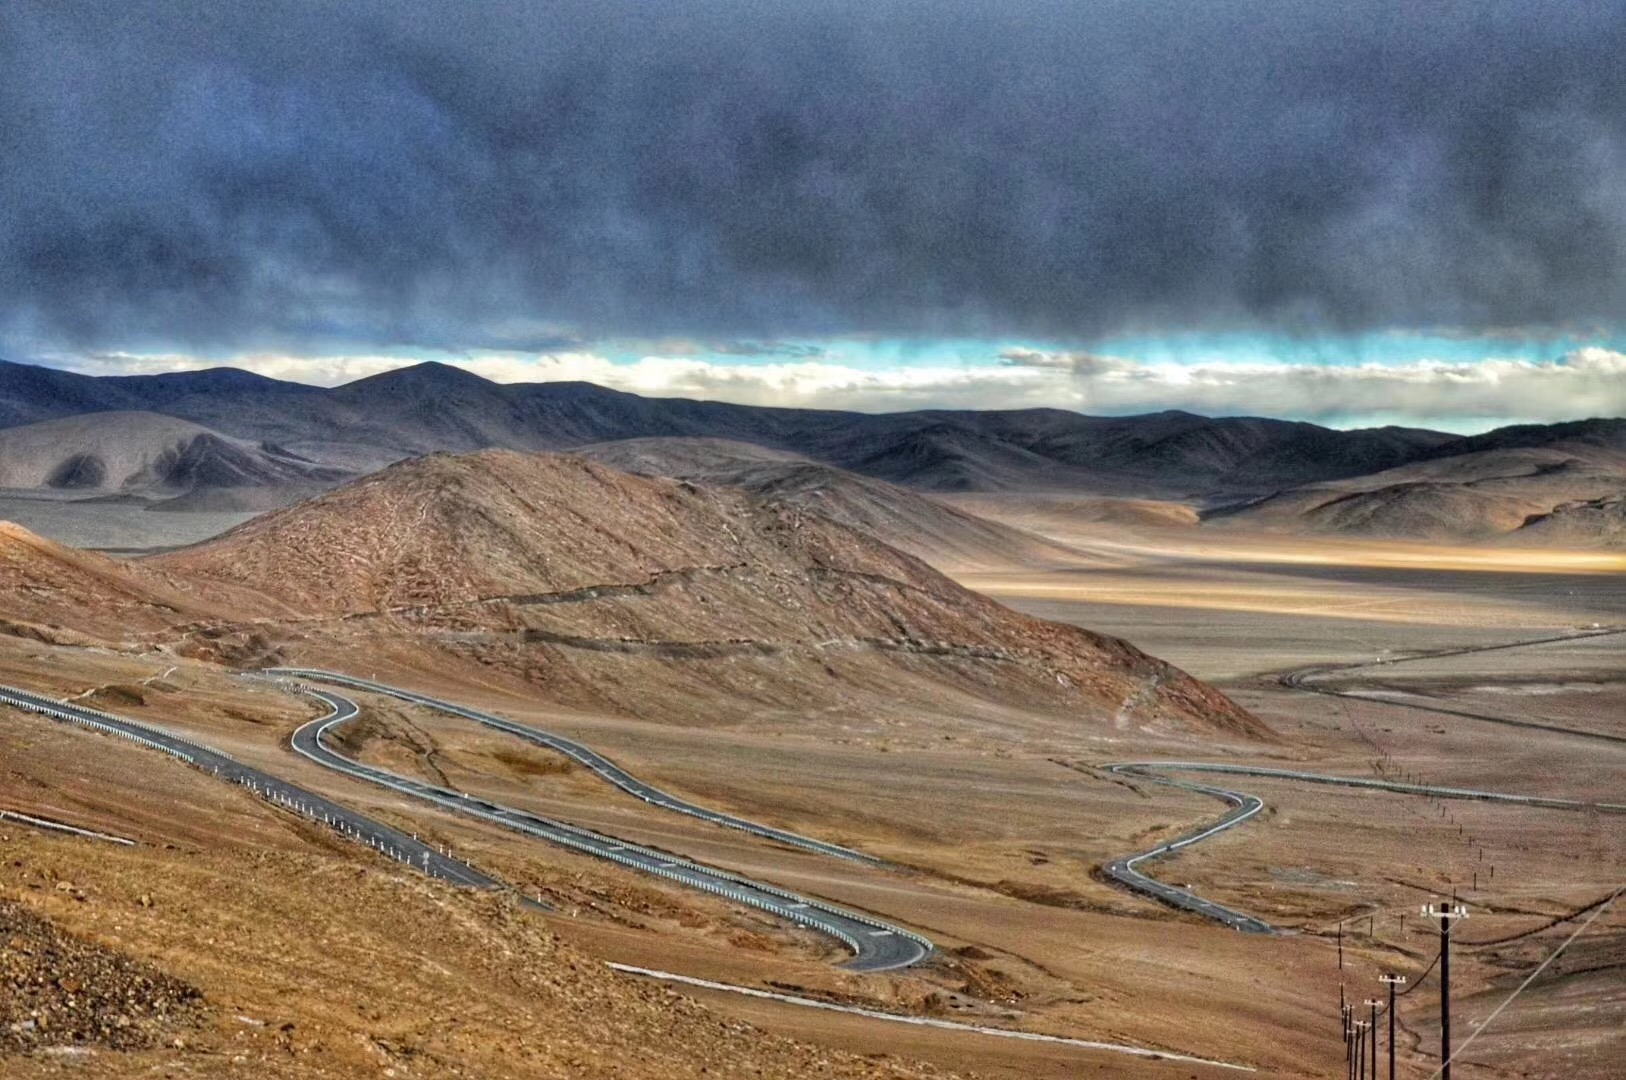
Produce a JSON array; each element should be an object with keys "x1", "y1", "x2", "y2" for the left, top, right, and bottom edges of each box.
[{"x1": 64, "y1": 346, "x2": 1626, "y2": 430}]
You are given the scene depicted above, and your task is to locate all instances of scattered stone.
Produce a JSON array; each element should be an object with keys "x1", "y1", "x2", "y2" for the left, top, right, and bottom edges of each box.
[{"x1": 0, "y1": 898, "x2": 203, "y2": 1053}]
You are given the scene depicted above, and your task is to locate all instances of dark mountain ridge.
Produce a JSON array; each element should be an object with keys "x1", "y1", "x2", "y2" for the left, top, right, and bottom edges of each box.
[{"x1": 3, "y1": 357, "x2": 1614, "y2": 505}]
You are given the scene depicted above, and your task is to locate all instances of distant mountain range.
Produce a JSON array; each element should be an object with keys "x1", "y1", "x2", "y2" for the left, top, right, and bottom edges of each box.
[
  {"x1": 0, "y1": 409, "x2": 350, "y2": 512},
  {"x1": 1210, "y1": 420, "x2": 1626, "y2": 541},
  {"x1": 3, "y1": 357, "x2": 1624, "y2": 543}
]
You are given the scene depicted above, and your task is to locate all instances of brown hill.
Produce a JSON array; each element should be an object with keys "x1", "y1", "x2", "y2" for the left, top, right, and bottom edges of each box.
[
  {"x1": 1510, "y1": 495, "x2": 1626, "y2": 547},
  {"x1": 153, "y1": 450, "x2": 1264, "y2": 739},
  {"x1": 0, "y1": 521, "x2": 194, "y2": 641},
  {"x1": 576, "y1": 437, "x2": 1089, "y2": 569},
  {"x1": 0, "y1": 520, "x2": 304, "y2": 660}
]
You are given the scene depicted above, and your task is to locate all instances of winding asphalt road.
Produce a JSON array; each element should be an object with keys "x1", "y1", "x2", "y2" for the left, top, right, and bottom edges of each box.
[
  {"x1": 1100, "y1": 763, "x2": 1626, "y2": 932},
  {"x1": 279, "y1": 682, "x2": 932, "y2": 973},
  {"x1": 1101, "y1": 628, "x2": 1626, "y2": 930},
  {"x1": 268, "y1": 668, "x2": 883, "y2": 865},
  {"x1": 0, "y1": 683, "x2": 501, "y2": 890},
  {"x1": 4, "y1": 673, "x2": 1258, "y2": 1068},
  {"x1": 1100, "y1": 764, "x2": 1273, "y2": 933}
]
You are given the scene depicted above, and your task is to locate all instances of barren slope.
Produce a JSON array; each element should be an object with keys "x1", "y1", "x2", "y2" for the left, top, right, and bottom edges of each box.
[
  {"x1": 578, "y1": 437, "x2": 1088, "y2": 568},
  {"x1": 943, "y1": 493, "x2": 1201, "y2": 534},
  {"x1": 153, "y1": 450, "x2": 1262, "y2": 738},
  {"x1": 0, "y1": 410, "x2": 350, "y2": 509},
  {"x1": 1511, "y1": 495, "x2": 1626, "y2": 547},
  {"x1": 0, "y1": 522, "x2": 198, "y2": 641},
  {"x1": 1212, "y1": 444, "x2": 1626, "y2": 542}
]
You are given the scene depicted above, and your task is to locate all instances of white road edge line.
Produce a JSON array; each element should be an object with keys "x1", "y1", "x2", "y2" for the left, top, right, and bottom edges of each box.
[
  {"x1": 0, "y1": 809, "x2": 137, "y2": 846},
  {"x1": 606, "y1": 963, "x2": 1258, "y2": 1073}
]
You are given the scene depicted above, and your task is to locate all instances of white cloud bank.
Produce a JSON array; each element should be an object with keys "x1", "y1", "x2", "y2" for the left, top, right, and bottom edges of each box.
[{"x1": 63, "y1": 346, "x2": 1626, "y2": 429}]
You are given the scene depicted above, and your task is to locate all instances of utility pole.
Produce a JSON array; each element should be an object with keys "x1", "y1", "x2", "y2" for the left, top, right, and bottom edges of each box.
[
  {"x1": 1344, "y1": 1002, "x2": 1353, "y2": 1079},
  {"x1": 1352, "y1": 1020, "x2": 1369, "y2": 1080},
  {"x1": 1423, "y1": 902, "x2": 1469, "y2": 1079},
  {"x1": 1339, "y1": 1001, "x2": 1352, "y2": 1073},
  {"x1": 1364, "y1": 999, "x2": 1382, "y2": 1080},
  {"x1": 1378, "y1": 974, "x2": 1406, "y2": 1080}
]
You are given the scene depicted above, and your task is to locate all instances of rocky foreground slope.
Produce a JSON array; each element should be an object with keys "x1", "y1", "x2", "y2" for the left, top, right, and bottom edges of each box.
[
  {"x1": 0, "y1": 826, "x2": 956, "y2": 1080},
  {"x1": 151, "y1": 450, "x2": 1263, "y2": 738},
  {"x1": 0, "y1": 898, "x2": 203, "y2": 1054}
]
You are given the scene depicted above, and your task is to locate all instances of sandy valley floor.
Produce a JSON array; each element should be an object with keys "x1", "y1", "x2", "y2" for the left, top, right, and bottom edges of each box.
[{"x1": 1, "y1": 503, "x2": 1621, "y2": 1078}]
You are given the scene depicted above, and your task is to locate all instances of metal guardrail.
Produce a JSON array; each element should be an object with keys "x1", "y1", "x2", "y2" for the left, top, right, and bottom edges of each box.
[
  {"x1": 0, "y1": 683, "x2": 501, "y2": 891},
  {"x1": 267, "y1": 668, "x2": 884, "y2": 866},
  {"x1": 277, "y1": 680, "x2": 932, "y2": 971}
]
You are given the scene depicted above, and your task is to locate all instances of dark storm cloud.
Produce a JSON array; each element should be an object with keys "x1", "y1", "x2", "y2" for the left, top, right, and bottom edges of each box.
[
  {"x1": 711, "y1": 342, "x2": 827, "y2": 358},
  {"x1": 5, "y1": 0, "x2": 1626, "y2": 351}
]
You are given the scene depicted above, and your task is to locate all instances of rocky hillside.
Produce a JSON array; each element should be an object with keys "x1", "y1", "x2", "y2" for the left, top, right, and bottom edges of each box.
[
  {"x1": 577, "y1": 437, "x2": 1086, "y2": 568},
  {"x1": 1510, "y1": 495, "x2": 1626, "y2": 547},
  {"x1": 0, "y1": 522, "x2": 200, "y2": 641},
  {"x1": 0, "y1": 898, "x2": 203, "y2": 1054},
  {"x1": 1212, "y1": 441, "x2": 1626, "y2": 542},
  {"x1": 153, "y1": 450, "x2": 1264, "y2": 738}
]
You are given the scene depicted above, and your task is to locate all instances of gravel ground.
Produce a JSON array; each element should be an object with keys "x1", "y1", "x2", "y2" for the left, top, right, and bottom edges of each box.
[{"x1": 1, "y1": 897, "x2": 204, "y2": 1053}]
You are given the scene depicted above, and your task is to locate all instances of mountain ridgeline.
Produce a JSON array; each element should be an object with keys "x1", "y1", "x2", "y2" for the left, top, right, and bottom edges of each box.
[{"x1": 4, "y1": 357, "x2": 1624, "y2": 543}]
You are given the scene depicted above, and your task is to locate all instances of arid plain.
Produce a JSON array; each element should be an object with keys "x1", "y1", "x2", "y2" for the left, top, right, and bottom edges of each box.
[{"x1": 2, "y1": 469, "x2": 1620, "y2": 1079}]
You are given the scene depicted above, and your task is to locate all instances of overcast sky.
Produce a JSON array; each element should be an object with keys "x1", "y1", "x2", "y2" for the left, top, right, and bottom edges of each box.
[{"x1": 6, "y1": 1, "x2": 1626, "y2": 428}]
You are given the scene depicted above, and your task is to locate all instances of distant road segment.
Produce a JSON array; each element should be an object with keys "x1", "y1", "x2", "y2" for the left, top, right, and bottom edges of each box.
[
  {"x1": 278, "y1": 682, "x2": 932, "y2": 973},
  {"x1": 1279, "y1": 625, "x2": 1626, "y2": 747},
  {"x1": 610, "y1": 964, "x2": 1259, "y2": 1073},
  {"x1": 1100, "y1": 761, "x2": 1626, "y2": 932},
  {"x1": 1104, "y1": 629, "x2": 1626, "y2": 929}
]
